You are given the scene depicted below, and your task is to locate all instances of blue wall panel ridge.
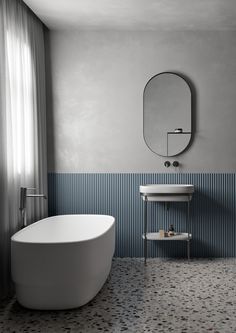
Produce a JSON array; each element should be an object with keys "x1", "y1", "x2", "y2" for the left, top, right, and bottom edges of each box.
[{"x1": 48, "y1": 173, "x2": 236, "y2": 258}]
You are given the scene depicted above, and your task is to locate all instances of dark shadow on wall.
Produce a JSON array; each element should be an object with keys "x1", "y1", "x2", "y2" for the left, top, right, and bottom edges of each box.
[{"x1": 44, "y1": 27, "x2": 55, "y2": 172}]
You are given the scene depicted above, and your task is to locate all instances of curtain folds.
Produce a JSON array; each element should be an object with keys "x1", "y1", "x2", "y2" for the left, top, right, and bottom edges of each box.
[{"x1": 0, "y1": 0, "x2": 47, "y2": 299}]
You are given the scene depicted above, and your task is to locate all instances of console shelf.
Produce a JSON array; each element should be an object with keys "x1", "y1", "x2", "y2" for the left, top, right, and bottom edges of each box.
[{"x1": 142, "y1": 232, "x2": 192, "y2": 241}]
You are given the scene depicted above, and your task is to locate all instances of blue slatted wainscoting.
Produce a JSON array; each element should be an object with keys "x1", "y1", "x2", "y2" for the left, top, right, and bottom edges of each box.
[{"x1": 48, "y1": 173, "x2": 236, "y2": 258}]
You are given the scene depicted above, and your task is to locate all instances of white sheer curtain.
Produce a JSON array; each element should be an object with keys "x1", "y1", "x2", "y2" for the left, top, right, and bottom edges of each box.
[{"x1": 0, "y1": 0, "x2": 47, "y2": 299}]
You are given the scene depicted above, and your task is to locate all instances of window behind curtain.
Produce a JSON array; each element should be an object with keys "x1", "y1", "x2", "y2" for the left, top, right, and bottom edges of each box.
[{"x1": 6, "y1": 29, "x2": 34, "y2": 176}]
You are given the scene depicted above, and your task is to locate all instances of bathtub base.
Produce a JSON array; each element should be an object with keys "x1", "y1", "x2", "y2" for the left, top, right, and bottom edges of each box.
[{"x1": 16, "y1": 263, "x2": 111, "y2": 310}]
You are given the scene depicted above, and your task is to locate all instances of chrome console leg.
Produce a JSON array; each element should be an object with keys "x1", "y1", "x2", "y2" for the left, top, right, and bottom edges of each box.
[
  {"x1": 187, "y1": 200, "x2": 190, "y2": 262},
  {"x1": 187, "y1": 240, "x2": 190, "y2": 261},
  {"x1": 144, "y1": 197, "x2": 147, "y2": 265}
]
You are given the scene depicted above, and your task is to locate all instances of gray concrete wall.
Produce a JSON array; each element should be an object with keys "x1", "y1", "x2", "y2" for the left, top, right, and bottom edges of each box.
[{"x1": 46, "y1": 30, "x2": 236, "y2": 172}]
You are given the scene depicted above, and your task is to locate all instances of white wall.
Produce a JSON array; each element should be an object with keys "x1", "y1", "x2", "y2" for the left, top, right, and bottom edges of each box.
[{"x1": 46, "y1": 30, "x2": 236, "y2": 172}]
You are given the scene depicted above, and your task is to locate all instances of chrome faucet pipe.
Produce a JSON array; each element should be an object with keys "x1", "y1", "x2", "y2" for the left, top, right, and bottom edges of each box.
[
  {"x1": 20, "y1": 187, "x2": 47, "y2": 228},
  {"x1": 27, "y1": 194, "x2": 47, "y2": 199},
  {"x1": 19, "y1": 187, "x2": 27, "y2": 211}
]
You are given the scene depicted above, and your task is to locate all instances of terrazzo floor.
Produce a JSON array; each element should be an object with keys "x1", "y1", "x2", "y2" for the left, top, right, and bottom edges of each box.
[{"x1": 0, "y1": 258, "x2": 236, "y2": 333}]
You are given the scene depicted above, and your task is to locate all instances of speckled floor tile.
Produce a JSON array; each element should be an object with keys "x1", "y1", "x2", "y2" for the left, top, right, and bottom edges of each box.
[{"x1": 0, "y1": 258, "x2": 235, "y2": 333}]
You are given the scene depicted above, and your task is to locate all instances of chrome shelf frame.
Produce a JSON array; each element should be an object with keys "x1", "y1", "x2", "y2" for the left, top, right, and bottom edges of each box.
[{"x1": 141, "y1": 193, "x2": 192, "y2": 265}]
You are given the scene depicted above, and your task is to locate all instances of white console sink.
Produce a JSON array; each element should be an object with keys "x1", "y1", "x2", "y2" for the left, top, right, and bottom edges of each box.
[{"x1": 139, "y1": 184, "x2": 194, "y2": 202}]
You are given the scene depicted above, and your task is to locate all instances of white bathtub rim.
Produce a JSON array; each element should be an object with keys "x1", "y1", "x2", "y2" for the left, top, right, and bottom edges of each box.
[{"x1": 11, "y1": 214, "x2": 115, "y2": 245}]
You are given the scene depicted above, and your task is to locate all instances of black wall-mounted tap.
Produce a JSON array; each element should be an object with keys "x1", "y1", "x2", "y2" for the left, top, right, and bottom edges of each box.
[
  {"x1": 164, "y1": 161, "x2": 171, "y2": 168},
  {"x1": 173, "y1": 161, "x2": 179, "y2": 167}
]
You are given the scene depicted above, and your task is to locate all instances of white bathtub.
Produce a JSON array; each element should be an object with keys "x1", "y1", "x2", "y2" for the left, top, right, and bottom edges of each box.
[{"x1": 11, "y1": 214, "x2": 115, "y2": 310}]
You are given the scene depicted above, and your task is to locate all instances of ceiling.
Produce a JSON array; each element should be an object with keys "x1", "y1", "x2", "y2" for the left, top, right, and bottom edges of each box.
[{"x1": 23, "y1": 0, "x2": 236, "y2": 31}]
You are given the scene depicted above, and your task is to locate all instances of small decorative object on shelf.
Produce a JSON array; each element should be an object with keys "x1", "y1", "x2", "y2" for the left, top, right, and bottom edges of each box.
[
  {"x1": 168, "y1": 224, "x2": 175, "y2": 237},
  {"x1": 174, "y1": 128, "x2": 183, "y2": 133},
  {"x1": 159, "y1": 229, "x2": 169, "y2": 238},
  {"x1": 159, "y1": 229, "x2": 168, "y2": 238}
]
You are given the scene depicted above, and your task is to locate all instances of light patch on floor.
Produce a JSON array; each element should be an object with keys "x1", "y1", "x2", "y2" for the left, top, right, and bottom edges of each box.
[{"x1": 0, "y1": 258, "x2": 236, "y2": 332}]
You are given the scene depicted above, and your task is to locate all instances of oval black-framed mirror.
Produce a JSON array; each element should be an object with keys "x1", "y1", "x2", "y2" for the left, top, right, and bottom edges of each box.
[{"x1": 143, "y1": 72, "x2": 192, "y2": 157}]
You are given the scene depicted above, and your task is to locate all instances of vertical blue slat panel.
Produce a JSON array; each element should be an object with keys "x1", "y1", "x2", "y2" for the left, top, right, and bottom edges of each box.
[{"x1": 48, "y1": 173, "x2": 236, "y2": 258}]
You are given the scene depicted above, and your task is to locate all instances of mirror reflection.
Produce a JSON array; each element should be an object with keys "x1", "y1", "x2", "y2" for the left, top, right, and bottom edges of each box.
[{"x1": 143, "y1": 72, "x2": 192, "y2": 157}]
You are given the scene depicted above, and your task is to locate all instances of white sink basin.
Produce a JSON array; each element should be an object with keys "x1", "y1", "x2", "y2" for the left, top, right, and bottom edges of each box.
[
  {"x1": 140, "y1": 184, "x2": 194, "y2": 194},
  {"x1": 139, "y1": 184, "x2": 194, "y2": 202}
]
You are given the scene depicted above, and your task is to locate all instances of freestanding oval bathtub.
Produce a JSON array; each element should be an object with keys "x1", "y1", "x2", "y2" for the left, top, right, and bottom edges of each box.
[{"x1": 11, "y1": 214, "x2": 115, "y2": 310}]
